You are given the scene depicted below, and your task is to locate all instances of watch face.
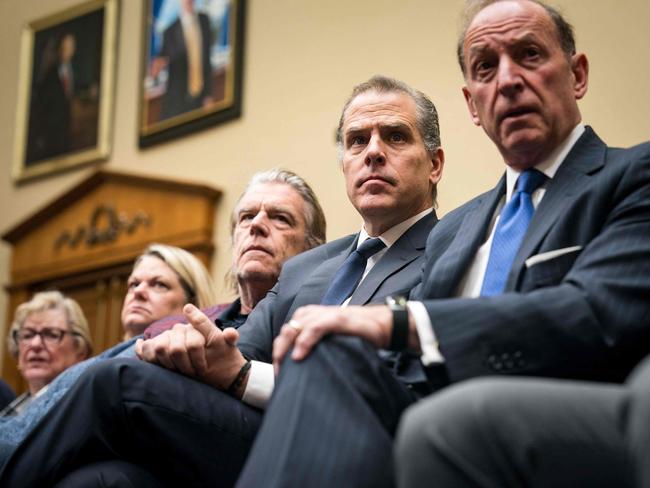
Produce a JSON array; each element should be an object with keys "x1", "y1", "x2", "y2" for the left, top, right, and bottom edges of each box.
[{"x1": 386, "y1": 295, "x2": 407, "y2": 308}]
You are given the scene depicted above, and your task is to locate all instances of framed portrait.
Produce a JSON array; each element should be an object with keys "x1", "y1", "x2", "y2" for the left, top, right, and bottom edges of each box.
[
  {"x1": 139, "y1": 0, "x2": 246, "y2": 148},
  {"x1": 12, "y1": 0, "x2": 118, "y2": 182}
]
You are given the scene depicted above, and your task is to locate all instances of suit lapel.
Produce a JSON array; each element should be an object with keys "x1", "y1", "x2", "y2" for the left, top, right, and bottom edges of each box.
[
  {"x1": 508, "y1": 127, "x2": 608, "y2": 289},
  {"x1": 423, "y1": 179, "x2": 505, "y2": 299},
  {"x1": 290, "y1": 236, "x2": 358, "y2": 308},
  {"x1": 350, "y1": 212, "x2": 436, "y2": 304}
]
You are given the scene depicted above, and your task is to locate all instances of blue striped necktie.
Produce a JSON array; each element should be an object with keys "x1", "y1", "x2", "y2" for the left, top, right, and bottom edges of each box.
[
  {"x1": 480, "y1": 169, "x2": 547, "y2": 296},
  {"x1": 321, "y1": 237, "x2": 386, "y2": 305}
]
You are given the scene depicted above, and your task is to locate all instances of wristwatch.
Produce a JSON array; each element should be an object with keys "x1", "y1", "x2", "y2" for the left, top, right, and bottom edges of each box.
[{"x1": 386, "y1": 295, "x2": 409, "y2": 351}]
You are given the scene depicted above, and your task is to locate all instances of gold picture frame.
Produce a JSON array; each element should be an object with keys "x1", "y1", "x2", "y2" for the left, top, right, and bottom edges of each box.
[
  {"x1": 12, "y1": 0, "x2": 118, "y2": 183},
  {"x1": 139, "y1": 0, "x2": 246, "y2": 148}
]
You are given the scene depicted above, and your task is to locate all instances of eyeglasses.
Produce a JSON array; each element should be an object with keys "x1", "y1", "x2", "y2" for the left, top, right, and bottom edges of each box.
[{"x1": 13, "y1": 328, "x2": 78, "y2": 346}]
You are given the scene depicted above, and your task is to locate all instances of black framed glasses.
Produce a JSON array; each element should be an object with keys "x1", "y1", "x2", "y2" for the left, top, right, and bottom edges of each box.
[{"x1": 13, "y1": 328, "x2": 78, "y2": 346}]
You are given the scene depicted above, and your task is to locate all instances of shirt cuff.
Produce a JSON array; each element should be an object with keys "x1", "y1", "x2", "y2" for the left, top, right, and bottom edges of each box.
[
  {"x1": 241, "y1": 360, "x2": 275, "y2": 409},
  {"x1": 406, "y1": 301, "x2": 445, "y2": 366}
]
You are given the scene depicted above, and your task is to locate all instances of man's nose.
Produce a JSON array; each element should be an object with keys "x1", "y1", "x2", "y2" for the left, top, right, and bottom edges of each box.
[
  {"x1": 496, "y1": 56, "x2": 524, "y2": 97},
  {"x1": 365, "y1": 135, "x2": 386, "y2": 165},
  {"x1": 249, "y1": 212, "x2": 270, "y2": 235}
]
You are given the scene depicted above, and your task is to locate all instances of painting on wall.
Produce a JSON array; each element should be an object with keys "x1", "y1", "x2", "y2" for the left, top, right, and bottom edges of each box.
[
  {"x1": 12, "y1": 0, "x2": 118, "y2": 183},
  {"x1": 139, "y1": 0, "x2": 246, "y2": 148}
]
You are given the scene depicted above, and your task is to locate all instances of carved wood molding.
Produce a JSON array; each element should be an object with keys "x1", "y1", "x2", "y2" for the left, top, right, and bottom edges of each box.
[{"x1": 54, "y1": 204, "x2": 152, "y2": 249}]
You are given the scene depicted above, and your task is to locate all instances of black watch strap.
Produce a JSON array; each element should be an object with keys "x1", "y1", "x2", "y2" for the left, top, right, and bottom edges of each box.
[{"x1": 386, "y1": 296, "x2": 409, "y2": 351}]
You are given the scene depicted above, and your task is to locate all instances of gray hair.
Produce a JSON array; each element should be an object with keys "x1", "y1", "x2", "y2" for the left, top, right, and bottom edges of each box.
[
  {"x1": 7, "y1": 291, "x2": 92, "y2": 359},
  {"x1": 335, "y1": 75, "x2": 441, "y2": 204},
  {"x1": 456, "y1": 0, "x2": 577, "y2": 76},
  {"x1": 230, "y1": 169, "x2": 326, "y2": 250}
]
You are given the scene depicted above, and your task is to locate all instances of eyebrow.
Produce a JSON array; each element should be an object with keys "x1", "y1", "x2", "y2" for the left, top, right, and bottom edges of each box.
[
  {"x1": 238, "y1": 205, "x2": 298, "y2": 217},
  {"x1": 127, "y1": 274, "x2": 167, "y2": 282},
  {"x1": 468, "y1": 32, "x2": 543, "y2": 55},
  {"x1": 237, "y1": 206, "x2": 260, "y2": 215},
  {"x1": 344, "y1": 125, "x2": 368, "y2": 136},
  {"x1": 345, "y1": 121, "x2": 411, "y2": 135},
  {"x1": 380, "y1": 122, "x2": 411, "y2": 132}
]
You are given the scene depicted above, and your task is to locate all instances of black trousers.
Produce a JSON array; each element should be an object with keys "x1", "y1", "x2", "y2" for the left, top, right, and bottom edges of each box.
[
  {"x1": 54, "y1": 460, "x2": 166, "y2": 488},
  {"x1": 395, "y1": 355, "x2": 650, "y2": 488},
  {"x1": 236, "y1": 336, "x2": 419, "y2": 488},
  {"x1": 0, "y1": 358, "x2": 263, "y2": 487}
]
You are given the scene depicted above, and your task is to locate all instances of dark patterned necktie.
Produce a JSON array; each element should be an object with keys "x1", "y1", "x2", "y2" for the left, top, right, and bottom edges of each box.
[{"x1": 320, "y1": 237, "x2": 386, "y2": 305}]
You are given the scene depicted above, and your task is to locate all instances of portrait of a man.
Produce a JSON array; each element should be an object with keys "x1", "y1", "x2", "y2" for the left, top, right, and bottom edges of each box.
[
  {"x1": 13, "y1": 0, "x2": 117, "y2": 182},
  {"x1": 140, "y1": 0, "x2": 245, "y2": 146},
  {"x1": 26, "y1": 12, "x2": 102, "y2": 165}
]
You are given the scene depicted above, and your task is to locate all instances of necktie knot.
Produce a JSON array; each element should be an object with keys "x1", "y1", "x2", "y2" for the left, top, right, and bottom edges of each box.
[
  {"x1": 516, "y1": 169, "x2": 546, "y2": 195},
  {"x1": 320, "y1": 237, "x2": 386, "y2": 305},
  {"x1": 356, "y1": 237, "x2": 386, "y2": 259}
]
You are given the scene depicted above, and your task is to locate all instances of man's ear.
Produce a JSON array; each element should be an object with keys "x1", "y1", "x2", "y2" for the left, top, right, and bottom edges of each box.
[
  {"x1": 429, "y1": 147, "x2": 445, "y2": 186},
  {"x1": 571, "y1": 53, "x2": 589, "y2": 100},
  {"x1": 462, "y1": 86, "x2": 481, "y2": 126}
]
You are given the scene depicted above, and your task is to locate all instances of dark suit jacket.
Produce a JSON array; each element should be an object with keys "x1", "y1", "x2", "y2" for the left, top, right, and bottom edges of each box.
[
  {"x1": 415, "y1": 127, "x2": 650, "y2": 384},
  {"x1": 26, "y1": 64, "x2": 72, "y2": 162},
  {"x1": 237, "y1": 212, "x2": 438, "y2": 370},
  {"x1": 161, "y1": 13, "x2": 213, "y2": 119},
  {"x1": 0, "y1": 380, "x2": 15, "y2": 413}
]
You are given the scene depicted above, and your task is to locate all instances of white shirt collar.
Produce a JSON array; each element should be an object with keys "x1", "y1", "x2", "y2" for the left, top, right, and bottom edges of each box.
[
  {"x1": 505, "y1": 123, "x2": 585, "y2": 201},
  {"x1": 357, "y1": 207, "x2": 433, "y2": 250}
]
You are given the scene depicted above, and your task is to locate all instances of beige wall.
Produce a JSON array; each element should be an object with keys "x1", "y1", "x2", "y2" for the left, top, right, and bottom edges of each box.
[{"x1": 1, "y1": 0, "x2": 649, "y2": 368}]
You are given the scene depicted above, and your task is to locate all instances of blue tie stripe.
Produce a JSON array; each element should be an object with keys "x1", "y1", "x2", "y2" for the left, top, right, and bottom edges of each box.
[
  {"x1": 480, "y1": 169, "x2": 547, "y2": 296},
  {"x1": 321, "y1": 238, "x2": 386, "y2": 305}
]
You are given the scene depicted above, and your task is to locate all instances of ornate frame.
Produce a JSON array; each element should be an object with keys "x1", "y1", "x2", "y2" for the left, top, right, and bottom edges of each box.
[
  {"x1": 12, "y1": 0, "x2": 118, "y2": 182},
  {"x1": 139, "y1": 0, "x2": 246, "y2": 148}
]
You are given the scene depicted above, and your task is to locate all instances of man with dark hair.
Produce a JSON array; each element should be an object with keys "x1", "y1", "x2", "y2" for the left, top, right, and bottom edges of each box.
[
  {"x1": 0, "y1": 75, "x2": 443, "y2": 486},
  {"x1": 231, "y1": 1, "x2": 650, "y2": 486}
]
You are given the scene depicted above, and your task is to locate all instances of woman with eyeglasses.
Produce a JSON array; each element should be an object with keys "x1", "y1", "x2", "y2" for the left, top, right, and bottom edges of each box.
[{"x1": 1, "y1": 291, "x2": 93, "y2": 416}]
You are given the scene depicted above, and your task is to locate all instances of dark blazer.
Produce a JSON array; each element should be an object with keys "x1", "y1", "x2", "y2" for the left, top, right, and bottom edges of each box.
[
  {"x1": 238, "y1": 211, "x2": 438, "y2": 365},
  {"x1": 27, "y1": 64, "x2": 72, "y2": 162},
  {"x1": 0, "y1": 380, "x2": 15, "y2": 413},
  {"x1": 160, "y1": 13, "x2": 213, "y2": 119},
  {"x1": 415, "y1": 127, "x2": 650, "y2": 384}
]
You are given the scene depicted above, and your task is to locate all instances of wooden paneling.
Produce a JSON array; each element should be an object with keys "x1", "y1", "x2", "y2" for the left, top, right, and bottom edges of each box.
[{"x1": 1, "y1": 170, "x2": 220, "y2": 393}]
